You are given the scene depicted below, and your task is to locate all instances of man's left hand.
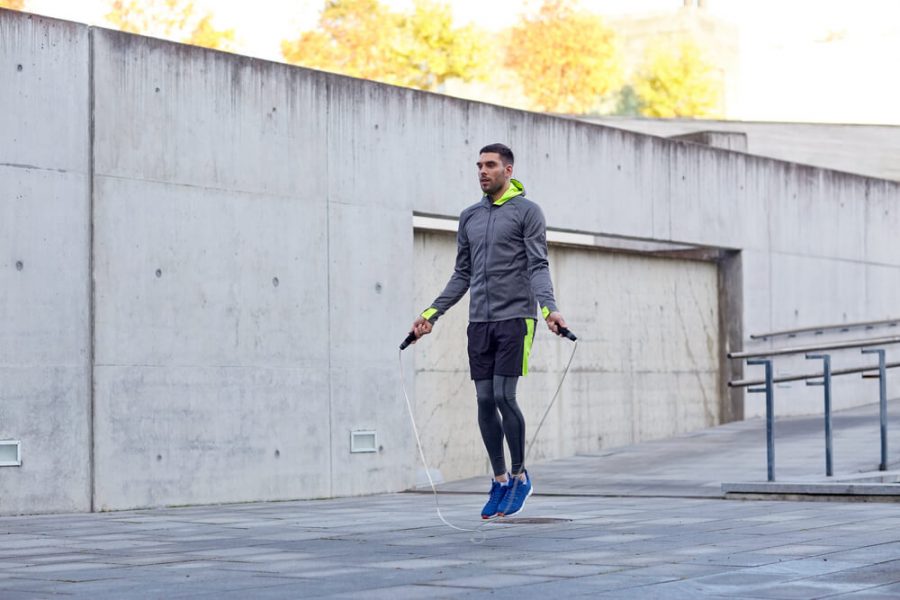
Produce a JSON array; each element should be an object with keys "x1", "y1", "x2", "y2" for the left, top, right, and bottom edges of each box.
[{"x1": 545, "y1": 311, "x2": 567, "y2": 335}]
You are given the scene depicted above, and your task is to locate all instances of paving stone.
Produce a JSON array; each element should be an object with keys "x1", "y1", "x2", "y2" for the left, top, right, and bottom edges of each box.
[
  {"x1": 735, "y1": 581, "x2": 885, "y2": 599},
  {"x1": 427, "y1": 572, "x2": 555, "y2": 589},
  {"x1": 832, "y1": 582, "x2": 900, "y2": 599}
]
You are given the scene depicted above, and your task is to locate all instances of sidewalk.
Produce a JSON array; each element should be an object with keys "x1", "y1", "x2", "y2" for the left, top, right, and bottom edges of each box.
[
  {"x1": 1, "y1": 402, "x2": 899, "y2": 599},
  {"x1": 437, "y1": 399, "x2": 900, "y2": 499}
]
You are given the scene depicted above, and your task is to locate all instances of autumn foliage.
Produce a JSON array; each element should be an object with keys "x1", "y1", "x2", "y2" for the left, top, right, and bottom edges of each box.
[
  {"x1": 282, "y1": 0, "x2": 486, "y2": 92},
  {"x1": 633, "y1": 39, "x2": 723, "y2": 118},
  {"x1": 505, "y1": 0, "x2": 621, "y2": 113},
  {"x1": 0, "y1": 0, "x2": 26, "y2": 10},
  {"x1": 106, "y1": 0, "x2": 236, "y2": 52},
  {"x1": 98, "y1": 0, "x2": 723, "y2": 117}
]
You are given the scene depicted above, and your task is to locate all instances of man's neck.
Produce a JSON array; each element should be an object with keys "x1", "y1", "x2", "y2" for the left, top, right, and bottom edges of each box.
[{"x1": 490, "y1": 181, "x2": 511, "y2": 202}]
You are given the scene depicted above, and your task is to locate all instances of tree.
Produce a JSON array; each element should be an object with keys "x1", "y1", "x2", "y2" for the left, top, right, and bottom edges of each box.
[
  {"x1": 0, "y1": 0, "x2": 26, "y2": 10},
  {"x1": 282, "y1": 0, "x2": 400, "y2": 84},
  {"x1": 632, "y1": 39, "x2": 723, "y2": 118},
  {"x1": 610, "y1": 85, "x2": 643, "y2": 116},
  {"x1": 281, "y1": 0, "x2": 486, "y2": 92},
  {"x1": 392, "y1": 0, "x2": 486, "y2": 90},
  {"x1": 505, "y1": 0, "x2": 621, "y2": 114},
  {"x1": 105, "y1": 0, "x2": 236, "y2": 52}
]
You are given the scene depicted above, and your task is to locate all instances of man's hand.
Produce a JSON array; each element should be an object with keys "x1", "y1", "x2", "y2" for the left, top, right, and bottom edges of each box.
[
  {"x1": 545, "y1": 311, "x2": 567, "y2": 335},
  {"x1": 411, "y1": 316, "x2": 433, "y2": 343}
]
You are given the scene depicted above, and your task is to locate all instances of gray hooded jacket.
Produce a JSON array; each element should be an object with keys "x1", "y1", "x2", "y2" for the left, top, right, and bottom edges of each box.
[{"x1": 422, "y1": 179, "x2": 559, "y2": 324}]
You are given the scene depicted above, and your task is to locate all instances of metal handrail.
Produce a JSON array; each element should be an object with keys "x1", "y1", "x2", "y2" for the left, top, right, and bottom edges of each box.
[
  {"x1": 728, "y1": 336, "x2": 900, "y2": 360},
  {"x1": 738, "y1": 349, "x2": 895, "y2": 482},
  {"x1": 729, "y1": 361, "x2": 900, "y2": 388},
  {"x1": 750, "y1": 317, "x2": 900, "y2": 340}
]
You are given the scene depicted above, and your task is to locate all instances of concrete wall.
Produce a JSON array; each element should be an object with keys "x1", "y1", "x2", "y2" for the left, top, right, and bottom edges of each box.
[
  {"x1": 581, "y1": 116, "x2": 900, "y2": 182},
  {"x1": 3, "y1": 11, "x2": 900, "y2": 513},
  {"x1": 89, "y1": 28, "x2": 416, "y2": 509},
  {"x1": 0, "y1": 12, "x2": 92, "y2": 515}
]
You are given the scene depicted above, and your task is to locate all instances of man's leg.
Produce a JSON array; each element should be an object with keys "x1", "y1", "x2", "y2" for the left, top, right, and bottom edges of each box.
[
  {"x1": 474, "y1": 379, "x2": 507, "y2": 478},
  {"x1": 493, "y1": 375, "x2": 525, "y2": 477},
  {"x1": 475, "y1": 378, "x2": 511, "y2": 519},
  {"x1": 495, "y1": 374, "x2": 533, "y2": 516},
  {"x1": 491, "y1": 319, "x2": 535, "y2": 517},
  {"x1": 469, "y1": 323, "x2": 511, "y2": 518}
]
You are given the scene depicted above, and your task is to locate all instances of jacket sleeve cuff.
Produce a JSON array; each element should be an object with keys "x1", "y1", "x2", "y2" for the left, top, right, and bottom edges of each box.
[
  {"x1": 421, "y1": 307, "x2": 440, "y2": 323},
  {"x1": 541, "y1": 305, "x2": 558, "y2": 319}
]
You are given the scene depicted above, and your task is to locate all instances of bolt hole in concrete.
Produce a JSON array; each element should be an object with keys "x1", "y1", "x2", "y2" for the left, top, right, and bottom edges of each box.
[
  {"x1": 17, "y1": 64, "x2": 22, "y2": 71},
  {"x1": 498, "y1": 518, "x2": 572, "y2": 525},
  {"x1": 374, "y1": 282, "x2": 382, "y2": 293},
  {"x1": 272, "y1": 277, "x2": 279, "y2": 287},
  {"x1": 15, "y1": 260, "x2": 23, "y2": 271},
  {"x1": 156, "y1": 454, "x2": 162, "y2": 461},
  {"x1": 155, "y1": 269, "x2": 162, "y2": 278}
]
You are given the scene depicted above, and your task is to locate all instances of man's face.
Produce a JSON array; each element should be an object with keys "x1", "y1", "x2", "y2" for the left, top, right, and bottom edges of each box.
[{"x1": 477, "y1": 152, "x2": 513, "y2": 197}]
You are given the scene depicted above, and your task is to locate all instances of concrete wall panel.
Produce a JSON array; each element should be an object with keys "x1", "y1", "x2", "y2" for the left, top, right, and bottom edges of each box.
[
  {"x1": 864, "y1": 180, "x2": 900, "y2": 266},
  {"x1": 326, "y1": 202, "x2": 417, "y2": 497},
  {"x1": 0, "y1": 12, "x2": 88, "y2": 171},
  {"x1": 769, "y1": 253, "x2": 868, "y2": 331},
  {"x1": 0, "y1": 367, "x2": 89, "y2": 514},
  {"x1": 93, "y1": 365, "x2": 330, "y2": 509},
  {"x1": 90, "y1": 28, "x2": 334, "y2": 509},
  {"x1": 0, "y1": 12, "x2": 91, "y2": 514},
  {"x1": 92, "y1": 30, "x2": 328, "y2": 198},
  {"x1": 92, "y1": 177, "x2": 328, "y2": 368},
  {"x1": 768, "y1": 170, "x2": 868, "y2": 261},
  {"x1": 582, "y1": 116, "x2": 900, "y2": 182}
]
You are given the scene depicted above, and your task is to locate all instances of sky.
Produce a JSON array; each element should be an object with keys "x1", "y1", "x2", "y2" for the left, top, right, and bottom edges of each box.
[{"x1": 19, "y1": 0, "x2": 900, "y2": 124}]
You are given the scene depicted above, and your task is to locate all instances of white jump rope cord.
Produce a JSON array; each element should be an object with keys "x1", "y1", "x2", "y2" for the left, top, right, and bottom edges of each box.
[{"x1": 398, "y1": 340, "x2": 578, "y2": 541}]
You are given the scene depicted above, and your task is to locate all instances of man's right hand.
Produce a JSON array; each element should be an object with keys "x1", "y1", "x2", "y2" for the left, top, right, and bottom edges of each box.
[{"x1": 411, "y1": 316, "x2": 433, "y2": 342}]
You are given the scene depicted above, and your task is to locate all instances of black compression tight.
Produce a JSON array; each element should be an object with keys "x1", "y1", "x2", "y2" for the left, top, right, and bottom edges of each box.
[{"x1": 475, "y1": 376, "x2": 525, "y2": 477}]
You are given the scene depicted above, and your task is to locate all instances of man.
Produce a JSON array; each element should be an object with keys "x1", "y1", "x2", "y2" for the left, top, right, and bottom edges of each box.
[{"x1": 410, "y1": 143, "x2": 568, "y2": 519}]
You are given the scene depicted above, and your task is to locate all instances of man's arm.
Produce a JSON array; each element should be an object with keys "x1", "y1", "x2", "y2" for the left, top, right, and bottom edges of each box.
[
  {"x1": 410, "y1": 217, "x2": 471, "y2": 341},
  {"x1": 522, "y1": 204, "x2": 568, "y2": 333}
]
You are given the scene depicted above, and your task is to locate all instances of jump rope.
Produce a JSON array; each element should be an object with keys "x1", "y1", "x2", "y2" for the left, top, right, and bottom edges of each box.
[{"x1": 398, "y1": 326, "x2": 578, "y2": 543}]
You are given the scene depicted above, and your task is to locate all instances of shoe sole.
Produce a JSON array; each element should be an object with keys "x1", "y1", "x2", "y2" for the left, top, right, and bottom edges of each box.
[{"x1": 497, "y1": 485, "x2": 533, "y2": 517}]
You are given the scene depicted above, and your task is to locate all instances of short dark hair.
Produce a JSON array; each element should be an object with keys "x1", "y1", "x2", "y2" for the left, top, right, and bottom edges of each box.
[{"x1": 479, "y1": 143, "x2": 514, "y2": 165}]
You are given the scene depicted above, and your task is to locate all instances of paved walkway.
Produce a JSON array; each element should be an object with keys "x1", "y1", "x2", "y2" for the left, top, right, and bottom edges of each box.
[{"x1": 2, "y1": 402, "x2": 900, "y2": 599}]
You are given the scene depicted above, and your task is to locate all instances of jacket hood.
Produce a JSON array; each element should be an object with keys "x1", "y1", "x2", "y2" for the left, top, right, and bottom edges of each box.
[{"x1": 484, "y1": 178, "x2": 525, "y2": 206}]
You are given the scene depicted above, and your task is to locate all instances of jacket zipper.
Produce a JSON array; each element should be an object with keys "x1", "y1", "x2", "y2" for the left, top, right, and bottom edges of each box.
[{"x1": 483, "y1": 204, "x2": 495, "y2": 320}]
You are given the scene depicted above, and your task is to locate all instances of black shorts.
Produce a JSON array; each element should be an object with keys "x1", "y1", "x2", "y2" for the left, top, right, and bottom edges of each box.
[{"x1": 467, "y1": 318, "x2": 537, "y2": 380}]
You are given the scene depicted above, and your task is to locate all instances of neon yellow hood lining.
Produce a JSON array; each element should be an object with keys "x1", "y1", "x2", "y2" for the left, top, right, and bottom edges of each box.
[{"x1": 492, "y1": 178, "x2": 524, "y2": 206}]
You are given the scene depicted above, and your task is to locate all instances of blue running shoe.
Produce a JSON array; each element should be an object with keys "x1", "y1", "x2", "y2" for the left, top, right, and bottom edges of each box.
[
  {"x1": 481, "y1": 479, "x2": 509, "y2": 519},
  {"x1": 497, "y1": 471, "x2": 532, "y2": 517}
]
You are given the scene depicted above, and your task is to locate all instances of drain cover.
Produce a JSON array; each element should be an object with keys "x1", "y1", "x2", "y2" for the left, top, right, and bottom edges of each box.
[{"x1": 497, "y1": 517, "x2": 571, "y2": 524}]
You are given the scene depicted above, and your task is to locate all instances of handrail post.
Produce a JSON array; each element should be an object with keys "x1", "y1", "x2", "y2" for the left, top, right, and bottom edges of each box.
[
  {"x1": 806, "y1": 353, "x2": 833, "y2": 477},
  {"x1": 747, "y1": 358, "x2": 775, "y2": 482},
  {"x1": 862, "y1": 348, "x2": 888, "y2": 471}
]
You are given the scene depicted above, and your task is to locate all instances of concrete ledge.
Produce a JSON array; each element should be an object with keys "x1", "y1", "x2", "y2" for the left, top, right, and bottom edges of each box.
[{"x1": 723, "y1": 481, "x2": 900, "y2": 503}]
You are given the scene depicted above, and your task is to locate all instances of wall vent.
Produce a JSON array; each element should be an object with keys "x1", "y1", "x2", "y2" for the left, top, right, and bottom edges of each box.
[
  {"x1": 0, "y1": 441, "x2": 21, "y2": 467},
  {"x1": 350, "y1": 431, "x2": 377, "y2": 453}
]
